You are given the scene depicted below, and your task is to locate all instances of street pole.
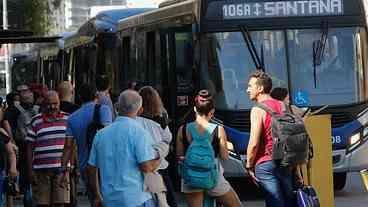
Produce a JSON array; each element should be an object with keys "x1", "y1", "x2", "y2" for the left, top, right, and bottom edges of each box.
[{"x1": 2, "y1": 0, "x2": 11, "y2": 94}]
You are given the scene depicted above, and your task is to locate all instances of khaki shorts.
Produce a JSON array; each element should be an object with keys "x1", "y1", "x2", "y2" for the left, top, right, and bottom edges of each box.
[
  {"x1": 32, "y1": 171, "x2": 70, "y2": 205},
  {"x1": 181, "y1": 162, "x2": 232, "y2": 197}
]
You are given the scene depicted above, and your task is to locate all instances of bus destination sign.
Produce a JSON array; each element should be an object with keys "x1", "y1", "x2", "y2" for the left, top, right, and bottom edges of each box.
[{"x1": 222, "y1": 0, "x2": 344, "y2": 19}]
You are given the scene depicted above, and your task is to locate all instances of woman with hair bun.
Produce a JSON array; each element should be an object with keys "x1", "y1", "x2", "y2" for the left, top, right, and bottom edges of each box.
[{"x1": 176, "y1": 90, "x2": 242, "y2": 207}]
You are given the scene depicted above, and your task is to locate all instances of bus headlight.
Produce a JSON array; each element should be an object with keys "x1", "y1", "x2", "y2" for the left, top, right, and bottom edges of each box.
[
  {"x1": 349, "y1": 133, "x2": 361, "y2": 146},
  {"x1": 347, "y1": 132, "x2": 361, "y2": 153}
]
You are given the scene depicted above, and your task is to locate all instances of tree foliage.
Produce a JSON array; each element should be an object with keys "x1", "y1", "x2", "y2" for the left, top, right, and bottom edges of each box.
[{"x1": 24, "y1": 0, "x2": 50, "y2": 35}]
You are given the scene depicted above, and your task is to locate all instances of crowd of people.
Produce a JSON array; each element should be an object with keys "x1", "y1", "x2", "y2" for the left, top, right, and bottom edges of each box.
[{"x1": 0, "y1": 70, "x2": 306, "y2": 207}]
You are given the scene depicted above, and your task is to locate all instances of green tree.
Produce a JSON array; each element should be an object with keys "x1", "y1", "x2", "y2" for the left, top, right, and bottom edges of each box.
[{"x1": 24, "y1": 0, "x2": 50, "y2": 35}]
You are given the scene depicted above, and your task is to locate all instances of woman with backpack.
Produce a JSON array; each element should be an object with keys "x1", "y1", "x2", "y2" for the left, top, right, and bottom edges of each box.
[
  {"x1": 136, "y1": 86, "x2": 177, "y2": 207},
  {"x1": 176, "y1": 90, "x2": 242, "y2": 207}
]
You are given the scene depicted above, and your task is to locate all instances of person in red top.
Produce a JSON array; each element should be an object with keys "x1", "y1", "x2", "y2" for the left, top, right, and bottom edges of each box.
[{"x1": 246, "y1": 71, "x2": 294, "y2": 207}]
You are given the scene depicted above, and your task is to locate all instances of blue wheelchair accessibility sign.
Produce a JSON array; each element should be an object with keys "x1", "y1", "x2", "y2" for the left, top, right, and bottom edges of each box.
[{"x1": 294, "y1": 91, "x2": 309, "y2": 106}]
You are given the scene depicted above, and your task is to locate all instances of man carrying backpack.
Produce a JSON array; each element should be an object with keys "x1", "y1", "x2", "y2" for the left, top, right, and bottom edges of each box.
[
  {"x1": 60, "y1": 83, "x2": 112, "y2": 207},
  {"x1": 246, "y1": 71, "x2": 310, "y2": 207}
]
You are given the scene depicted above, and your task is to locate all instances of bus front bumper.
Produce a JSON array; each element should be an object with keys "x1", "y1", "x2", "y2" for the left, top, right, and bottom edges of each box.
[{"x1": 333, "y1": 142, "x2": 368, "y2": 172}]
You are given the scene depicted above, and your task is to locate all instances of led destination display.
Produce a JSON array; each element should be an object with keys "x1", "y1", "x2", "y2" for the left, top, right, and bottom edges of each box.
[{"x1": 222, "y1": 0, "x2": 343, "y2": 19}]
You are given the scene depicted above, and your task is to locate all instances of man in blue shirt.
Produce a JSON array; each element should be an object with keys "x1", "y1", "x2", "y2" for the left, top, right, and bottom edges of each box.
[
  {"x1": 96, "y1": 75, "x2": 115, "y2": 119},
  {"x1": 87, "y1": 90, "x2": 159, "y2": 207},
  {"x1": 60, "y1": 83, "x2": 112, "y2": 205}
]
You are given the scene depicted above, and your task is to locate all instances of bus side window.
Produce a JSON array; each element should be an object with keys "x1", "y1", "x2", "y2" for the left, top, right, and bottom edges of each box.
[
  {"x1": 146, "y1": 31, "x2": 163, "y2": 92},
  {"x1": 121, "y1": 36, "x2": 131, "y2": 88},
  {"x1": 175, "y1": 33, "x2": 193, "y2": 88}
]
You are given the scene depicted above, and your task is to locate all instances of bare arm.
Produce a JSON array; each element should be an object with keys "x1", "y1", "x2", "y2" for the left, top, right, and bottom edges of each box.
[
  {"x1": 139, "y1": 159, "x2": 160, "y2": 173},
  {"x1": 86, "y1": 165, "x2": 102, "y2": 201},
  {"x1": 218, "y1": 126, "x2": 229, "y2": 160},
  {"x1": 5, "y1": 142, "x2": 17, "y2": 177},
  {"x1": 246, "y1": 107, "x2": 265, "y2": 169},
  {"x1": 2, "y1": 120, "x2": 13, "y2": 139},
  {"x1": 61, "y1": 137, "x2": 74, "y2": 169},
  {"x1": 176, "y1": 126, "x2": 185, "y2": 157}
]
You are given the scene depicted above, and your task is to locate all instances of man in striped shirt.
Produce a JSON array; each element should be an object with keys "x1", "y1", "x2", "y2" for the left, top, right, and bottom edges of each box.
[{"x1": 25, "y1": 91, "x2": 70, "y2": 207}]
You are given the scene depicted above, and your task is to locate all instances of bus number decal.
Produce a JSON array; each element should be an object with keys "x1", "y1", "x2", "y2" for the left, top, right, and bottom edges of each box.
[{"x1": 332, "y1": 136, "x2": 342, "y2": 144}]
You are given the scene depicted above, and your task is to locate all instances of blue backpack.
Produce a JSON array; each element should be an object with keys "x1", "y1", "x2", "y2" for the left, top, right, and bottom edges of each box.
[{"x1": 182, "y1": 122, "x2": 219, "y2": 189}]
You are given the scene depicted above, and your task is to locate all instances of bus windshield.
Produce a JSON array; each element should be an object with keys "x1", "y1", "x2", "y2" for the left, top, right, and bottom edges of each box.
[
  {"x1": 288, "y1": 27, "x2": 363, "y2": 106},
  {"x1": 201, "y1": 27, "x2": 365, "y2": 110}
]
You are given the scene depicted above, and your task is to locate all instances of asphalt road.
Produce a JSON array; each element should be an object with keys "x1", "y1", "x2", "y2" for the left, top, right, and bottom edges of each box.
[{"x1": 13, "y1": 172, "x2": 367, "y2": 206}]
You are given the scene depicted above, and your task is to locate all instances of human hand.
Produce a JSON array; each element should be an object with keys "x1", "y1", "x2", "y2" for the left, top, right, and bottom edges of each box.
[
  {"x1": 248, "y1": 169, "x2": 258, "y2": 181},
  {"x1": 56, "y1": 172, "x2": 68, "y2": 188},
  {"x1": 9, "y1": 167, "x2": 18, "y2": 179},
  {"x1": 245, "y1": 165, "x2": 259, "y2": 186},
  {"x1": 11, "y1": 142, "x2": 18, "y2": 153},
  {"x1": 94, "y1": 194, "x2": 103, "y2": 207}
]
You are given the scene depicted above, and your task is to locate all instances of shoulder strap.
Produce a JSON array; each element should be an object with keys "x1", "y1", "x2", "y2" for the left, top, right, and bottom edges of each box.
[
  {"x1": 211, "y1": 126, "x2": 219, "y2": 157},
  {"x1": 182, "y1": 123, "x2": 189, "y2": 154},
  {"x1": 14, "y1": 103, "x2": 32, "y2": 124},
  {"x1": 93, "y1": 104, "x2": 102, "y2": 123},
  {"x1": 14, "y1": 103, "x2": 27, "y2": 116},
  {"x1": 282, "y1": 102, "x2": 292, "y2": 114},
  {"x1": 255, "y1": 102, "x2": 277, "y2": 116}
]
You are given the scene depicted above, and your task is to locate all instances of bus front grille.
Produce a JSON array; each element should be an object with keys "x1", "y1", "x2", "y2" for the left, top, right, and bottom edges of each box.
[{"x1": 330, "y1": 112, "x2": 354, "y2": 128}]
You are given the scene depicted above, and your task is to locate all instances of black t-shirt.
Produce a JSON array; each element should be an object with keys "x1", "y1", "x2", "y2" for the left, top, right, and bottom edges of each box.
[
  {"x1": 0, "y1": 129, "x2": 10, "y2": 170},
  {"x1": 3, "y1": 106, "x2": 20, "y2": 136},
  {"x1": 60, "y1": 101, "x2": 80, "y2": 114}
]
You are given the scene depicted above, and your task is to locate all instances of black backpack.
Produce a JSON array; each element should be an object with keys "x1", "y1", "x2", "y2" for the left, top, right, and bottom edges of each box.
[
  {"x1": 86, "y1": 104, "x2": 104, "y2": 154},
  {"x1": 255, "y1": 102, "x2": 311, "y2": 167}
]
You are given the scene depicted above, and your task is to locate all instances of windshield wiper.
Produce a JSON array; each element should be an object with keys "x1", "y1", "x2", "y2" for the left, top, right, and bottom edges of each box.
[
  {"x1": 312, "y1": 22, "x2": 329, "y2": 88},
  {"x1": 240, "y1": 26, "x2": 265, "y2": 71}
]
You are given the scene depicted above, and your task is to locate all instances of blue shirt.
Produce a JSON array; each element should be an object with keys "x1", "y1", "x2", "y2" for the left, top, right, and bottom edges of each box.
[
  {"x1": 88, "y1": 116, "x2": 156, "y2": 207},
  {"x1": 97, "y1": 92, "x2": 115, "y2": 120},
  {"x1": 66, "y1": 102, "x2": 112, "y2": 172}
]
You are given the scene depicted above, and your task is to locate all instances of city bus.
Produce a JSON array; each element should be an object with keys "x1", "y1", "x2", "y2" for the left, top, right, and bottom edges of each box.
[
  {"x1": 116, "y1": 0, "x2": 368, "y2": 190},
  {"x1": 63, "y1": 8, "x2": 153, "y2": 103}
]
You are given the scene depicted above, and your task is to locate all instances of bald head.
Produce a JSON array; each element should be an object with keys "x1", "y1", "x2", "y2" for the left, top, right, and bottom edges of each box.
[
  {"x1": 57, "y1": 81, "x2": 74, "y2": 101},
  {"x1": 117, "y1": 90, "x2": 142, "y2": 116},
  {"x1": 46, "y1": 90, "x2": 60, "y2": 115}
]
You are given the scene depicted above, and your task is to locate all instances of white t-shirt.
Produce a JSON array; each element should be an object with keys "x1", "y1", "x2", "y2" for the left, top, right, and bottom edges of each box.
[{"x1": 136, "y1": 116, "x2": 172, "y2": 169}]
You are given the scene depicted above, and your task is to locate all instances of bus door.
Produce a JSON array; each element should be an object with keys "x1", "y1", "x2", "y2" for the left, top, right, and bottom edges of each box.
[{"x1": 161, "y1": 28, "x2": 196, "y2": 130}]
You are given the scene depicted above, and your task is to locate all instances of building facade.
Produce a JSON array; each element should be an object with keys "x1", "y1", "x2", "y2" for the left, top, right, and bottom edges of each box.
[{"x1": 65, "y1": 0, "x2": 127, "y2": 31}]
